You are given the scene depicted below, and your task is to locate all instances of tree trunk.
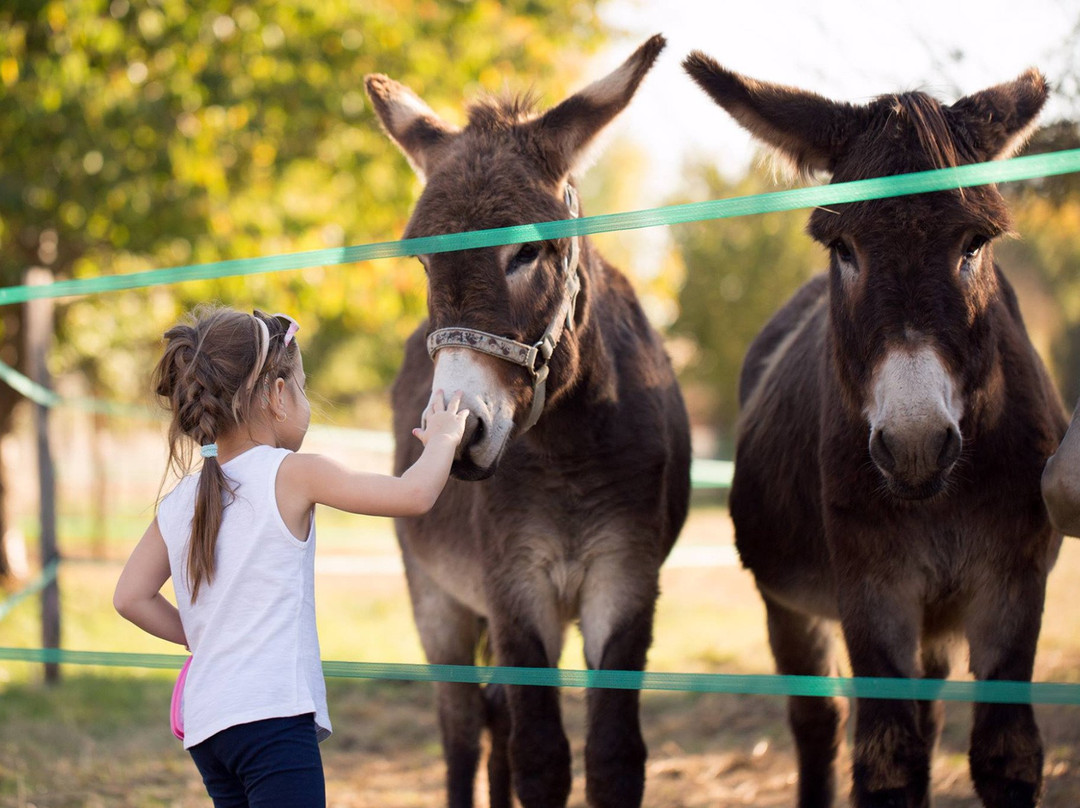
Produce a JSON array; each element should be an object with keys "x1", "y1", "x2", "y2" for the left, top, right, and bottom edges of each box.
[{"x1": 25, "y1": 268, "x2": 59, "y2": 684}]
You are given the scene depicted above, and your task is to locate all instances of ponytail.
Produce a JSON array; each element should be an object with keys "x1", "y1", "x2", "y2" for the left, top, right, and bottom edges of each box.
[{"x1": 187, "y1": 456, "x2": 227, "y2": 602}]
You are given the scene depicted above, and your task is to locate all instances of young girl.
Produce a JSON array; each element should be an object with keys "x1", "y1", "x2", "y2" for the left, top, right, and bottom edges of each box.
[{"x1": 113, "y1": 306, "x2": 468, "y2": 807}]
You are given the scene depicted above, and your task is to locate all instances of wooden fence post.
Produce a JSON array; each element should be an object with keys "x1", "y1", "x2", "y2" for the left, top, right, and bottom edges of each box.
[{"x1": 25, "y1": 268, "x2": 59, "y2": 684}]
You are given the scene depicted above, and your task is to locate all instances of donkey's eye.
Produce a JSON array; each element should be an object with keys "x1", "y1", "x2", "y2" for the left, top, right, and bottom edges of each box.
[
  {"x1": 963, "y1": 235, "x2": 988, "y2": 261},
  {"x1": 831, "y1": 239, "x2": 857, "y2": 269},
  {"x1": 508, "y1": 243, "x2": 541, "y2": 273}
]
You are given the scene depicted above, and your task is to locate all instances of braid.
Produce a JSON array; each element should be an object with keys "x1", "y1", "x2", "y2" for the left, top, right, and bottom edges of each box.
[{"x1": 153, "y1": 305, "x2": 266, "y2": 602}]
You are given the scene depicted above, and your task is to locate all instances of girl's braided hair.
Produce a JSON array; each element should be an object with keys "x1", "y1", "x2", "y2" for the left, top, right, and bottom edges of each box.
[{"x1": 153, "y1": 305, "x2": 298, "y2": 602}]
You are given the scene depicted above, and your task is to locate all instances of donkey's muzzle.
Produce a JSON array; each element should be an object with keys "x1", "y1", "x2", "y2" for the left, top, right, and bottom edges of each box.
[
  {"x1": 450, "y1": 411, "x2": 499, "y2": 481},
  {"x1": 870, "y1": 424, "x2": 962, "y2": 500}
]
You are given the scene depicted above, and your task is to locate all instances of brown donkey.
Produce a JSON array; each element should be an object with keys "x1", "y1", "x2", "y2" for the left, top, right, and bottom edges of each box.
[
  {"x1": 365, "y1": 36, "x2": 691, "y2": 808},
  {"x1": 683, "y1": 54, "x2": 1066, "y2": 808}
]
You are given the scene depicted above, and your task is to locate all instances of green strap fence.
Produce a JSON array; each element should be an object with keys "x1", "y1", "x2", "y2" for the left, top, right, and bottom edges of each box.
[
  {"x1": 2, "y1": 148, "x2": 1080, "y2": 701},
  {"x1": 0, "y1": 355, "x2": 154, "y2": 419},
  {"x1": 0, "y1": 647, "x2": 1078, "y2": 704},
  {"x1": 2, "y1": 148, "x2": 1079, "y2": 307},
  {"x1": 0, "y1": 560, "x2": 58, "y2": 623}
]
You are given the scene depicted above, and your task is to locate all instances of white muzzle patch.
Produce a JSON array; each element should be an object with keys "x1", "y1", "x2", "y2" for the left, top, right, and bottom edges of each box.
[
  {"x1": 429, "y1": 347, "x2": 516, "y2": 474},
  {"x1": 865, "y1": 342, "x2": 964, "y2": 493}
]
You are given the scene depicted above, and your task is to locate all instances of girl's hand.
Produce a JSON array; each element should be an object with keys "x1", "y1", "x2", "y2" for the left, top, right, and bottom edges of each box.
[
  {"x1": 413, "y1": 390, "x2": 469, "y2": 446},
  {"x1": 280, "y1": 389, "x2": 471, "y2": 519}
]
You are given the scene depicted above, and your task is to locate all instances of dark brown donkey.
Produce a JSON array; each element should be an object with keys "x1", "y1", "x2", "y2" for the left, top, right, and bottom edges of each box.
[
  {"x1": 364, "y1": 36, "x2": 690, "y2": 808},
  {"x1": 683, "y1": 54, "x2": 1066, "y2": 808}
]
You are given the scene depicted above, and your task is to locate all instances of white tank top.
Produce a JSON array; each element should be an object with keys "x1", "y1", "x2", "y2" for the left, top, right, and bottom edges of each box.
[{"x1": 157, "y1": 444, "x2": 331, "y2": 749}]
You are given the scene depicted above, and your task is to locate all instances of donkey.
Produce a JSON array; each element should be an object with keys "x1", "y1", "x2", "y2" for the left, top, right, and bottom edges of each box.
[
  {"x1": 364, "y1": 35, "x2": 691, "y2": 808},
  {"x1": 683, "y1": 53, "x2": 1067, "y2": 808}
]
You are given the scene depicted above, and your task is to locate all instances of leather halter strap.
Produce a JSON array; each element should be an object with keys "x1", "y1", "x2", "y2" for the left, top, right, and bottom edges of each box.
[{"x1": 426, "y1": 185, "x2": 582, "y2": 434}]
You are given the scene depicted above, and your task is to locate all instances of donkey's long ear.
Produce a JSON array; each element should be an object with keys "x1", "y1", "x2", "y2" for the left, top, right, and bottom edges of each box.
[
  {"x1": 682, "y1": 51, "x2": 864, "y2": 176},
  {"x1": 949, "y1": 68, "x2": 1048, "y2": 160},
  {"x1": 364, "y1": 74, "x2": 459, "y2": 182},
  {"x1": 532, "y1": 34, "x2": 666, "y2": 181}
]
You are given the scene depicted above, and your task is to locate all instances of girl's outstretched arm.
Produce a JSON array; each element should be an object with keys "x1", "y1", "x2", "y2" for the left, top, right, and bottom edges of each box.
[
  {"x1": 114, "y1": 519, "x2": 188, "y2": 647},
  {"x1": 279, "y1": 390, "x2": 469, "y2": 519}
]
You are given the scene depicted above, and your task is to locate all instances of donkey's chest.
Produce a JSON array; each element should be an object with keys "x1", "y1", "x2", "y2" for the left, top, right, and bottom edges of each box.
[
  {"x1": 412, "y1": 486, "x2": 659, "y2": 618},
  {"x1": 825, "y1": 504, "x2": 1034, "y2": 594},
  {"x1": 490, "y1": 510, "x2": 659, "y2": 618}
]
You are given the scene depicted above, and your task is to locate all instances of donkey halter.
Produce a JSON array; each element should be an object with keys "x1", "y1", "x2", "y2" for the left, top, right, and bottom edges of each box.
[{"x1": 425, "y1": 185, "x2": 583, "y2": 434}]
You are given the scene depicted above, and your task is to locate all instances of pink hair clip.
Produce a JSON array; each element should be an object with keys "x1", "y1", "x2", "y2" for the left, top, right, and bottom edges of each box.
[{"x1": 272, "y1": 313, "x2": 300, "y2": 346}]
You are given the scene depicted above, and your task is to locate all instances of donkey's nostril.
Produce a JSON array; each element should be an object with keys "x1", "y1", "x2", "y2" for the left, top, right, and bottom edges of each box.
[
  {"x1": 869, "y1": 429, "x2": 896, "y2": 473},
  {"x1": 462, "y1": 412, "x2": 485, "y2": 450},
  {"x1": 937, "y1": 426, "x2": 962, "y2": 470}
]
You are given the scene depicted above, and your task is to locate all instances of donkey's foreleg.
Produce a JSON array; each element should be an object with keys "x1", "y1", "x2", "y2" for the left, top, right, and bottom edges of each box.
[
  {"x1": 966, "y1": 572, "x2": 1047, "y2": 808},
  {"x1": 581, "y1": 606, "x2": 653, "y2": 808},
  {"x1": 435, "y1": 680, "x2": 487, "y2": 808},
  {"x1": 839, "y1": 591, "x2": 929, "y2": 808},
  {"x1": 483, "y1": 683, "x2": 513, "y2": 808},
  {"x1": 762, "y1": 593, "x2": 848, "y2": 808},
  {"x1": 578, "y1": 565, "x2": 662, "y2": 808},
  {"x1": 491, "y1": 610, "x2": 572, "y2": 808},
  {"x1": 403, "y1": 565, "x2": 486, "y2": 808}
]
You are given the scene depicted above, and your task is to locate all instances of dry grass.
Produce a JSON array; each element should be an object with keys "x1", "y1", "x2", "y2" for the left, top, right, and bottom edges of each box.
[{"x1": 2, "y1": 507, "x2": 1080, "y2": 806}]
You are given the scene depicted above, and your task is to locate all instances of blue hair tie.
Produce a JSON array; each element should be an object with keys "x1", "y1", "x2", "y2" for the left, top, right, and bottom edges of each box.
[{"x1": 200, "y1": 443, "x2": 218, "y2": 459}]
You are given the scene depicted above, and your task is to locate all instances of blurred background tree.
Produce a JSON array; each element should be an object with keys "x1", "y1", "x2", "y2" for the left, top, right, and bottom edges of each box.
[
  {"x1": 667, "y1": 165, "x2": 825, "y2": 457},
  {"x1": 0, "y1": 0, "x2": 608, "y2": 576},
  {"x1": 1000, "y1": 121, "x2": 1080, "y2": 403}
]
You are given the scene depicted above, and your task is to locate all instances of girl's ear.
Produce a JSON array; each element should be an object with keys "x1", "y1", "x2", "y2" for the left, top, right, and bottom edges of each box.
[{"x1": 268, "y1": 377, "x2": 288, "y2": 422}]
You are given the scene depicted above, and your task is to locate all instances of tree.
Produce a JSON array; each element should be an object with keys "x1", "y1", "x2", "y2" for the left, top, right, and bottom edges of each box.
[
  {"x1": 0, "y1": 0, "x2": 606, "y2": 579},
  {"x1": 1000, "y1": 121, "x2": 1080, "y2": 403},
  {"x1": 669, "y1": 162, "x2": 827, "y2": 456}
]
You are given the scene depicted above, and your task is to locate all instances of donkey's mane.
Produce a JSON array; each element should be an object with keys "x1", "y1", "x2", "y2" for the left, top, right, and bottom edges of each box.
[
  {"x1": 810, "y1": 91, "x2": 1012, "y2": 242},
  {"x1": 466, "y1": 91, "x2": 541, "y2": 130},
  {"x1": 884, "y1": 92, "x2": 965, "y2": 171}
]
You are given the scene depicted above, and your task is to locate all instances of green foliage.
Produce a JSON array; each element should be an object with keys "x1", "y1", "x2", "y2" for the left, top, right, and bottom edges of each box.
[
  {"x1": 670, "y1": 162, "x2": 826, "y2": 452},
  {"x1": 1001, "y1": 123, "x2": 1080, "y2": 403},
  {"x1": 0, "y1": 0, "x2": 605, "y2": 414}
]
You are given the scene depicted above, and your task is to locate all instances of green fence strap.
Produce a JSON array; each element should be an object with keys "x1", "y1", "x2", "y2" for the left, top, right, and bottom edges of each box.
[
  {"x1": 0, "y1": 560, "x2": 59, "y2": 623},
  {"x1": 0, "y1": 358, "x2": 157, "y2": 418},
  {"x1": 0, "y1": 358, "x2": 61, "y2": 407},
  {"x1": 2, "y1": 149, "x2": 1079, "y2": 307},
  {"x1": 1, "y1": 645, "x2": 1078, "y2": 704}
]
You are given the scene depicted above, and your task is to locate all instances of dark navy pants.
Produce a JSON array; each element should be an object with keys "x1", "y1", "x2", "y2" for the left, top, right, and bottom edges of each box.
[{"x1": 188, "y1": 713, "x2": 325, "y2": 807}]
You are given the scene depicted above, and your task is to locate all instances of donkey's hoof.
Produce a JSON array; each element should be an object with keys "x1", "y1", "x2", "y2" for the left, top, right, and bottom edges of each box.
[
  {"x1": 974, "y1": 776, "x2": 1040, "y2": 808},
  {"x1": 857, "y1": 787, "x2": 908, "y2": 808}
]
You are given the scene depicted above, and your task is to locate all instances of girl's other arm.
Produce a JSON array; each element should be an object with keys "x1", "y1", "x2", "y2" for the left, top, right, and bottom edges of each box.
[{"x1": 114, "y1": 519, "x2": 187, "y2": 647}]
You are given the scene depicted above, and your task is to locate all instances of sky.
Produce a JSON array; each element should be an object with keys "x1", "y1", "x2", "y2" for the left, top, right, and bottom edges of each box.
[{"x1": 591, "y1": 0, "x2": 1079, "y2": 199}]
